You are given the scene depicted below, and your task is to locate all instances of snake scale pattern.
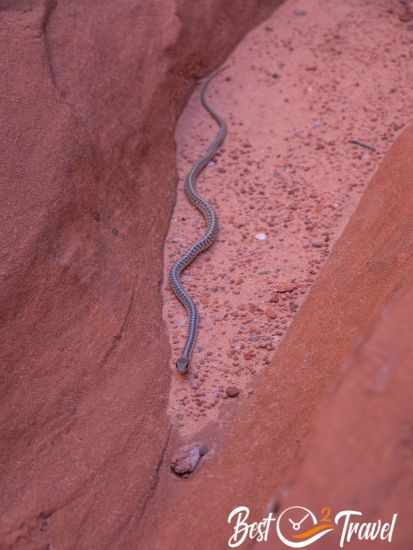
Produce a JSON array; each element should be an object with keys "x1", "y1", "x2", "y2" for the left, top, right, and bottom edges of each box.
[{"x1": 169, "y1": 68, "x2": 227, "y2": 374}]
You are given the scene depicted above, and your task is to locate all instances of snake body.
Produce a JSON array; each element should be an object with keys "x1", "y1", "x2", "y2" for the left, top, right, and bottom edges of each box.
[{"x1": 169, "y1": 69, "x2": 227, "y2": 374}]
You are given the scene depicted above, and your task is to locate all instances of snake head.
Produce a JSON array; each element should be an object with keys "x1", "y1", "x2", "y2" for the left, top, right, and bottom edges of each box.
[{"x1": 176, "y1": 357, "x2": 189, "y2": 375}]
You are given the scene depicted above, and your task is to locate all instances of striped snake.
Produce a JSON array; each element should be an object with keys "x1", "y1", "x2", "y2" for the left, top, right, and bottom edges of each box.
[{"x1": 169, "y1": 68, "x2": 227, "y2": 374}]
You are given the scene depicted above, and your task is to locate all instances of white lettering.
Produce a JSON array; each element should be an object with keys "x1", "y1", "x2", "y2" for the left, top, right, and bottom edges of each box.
[
  {"x1": 228, "y1": 506, "x2": 251, "y2": 548},
  {"x1": 227, "y1": 506, "x2": 276, "y2": 547},
  {"x1": 335, "y1": 510, "x2": 398, "y2": 547},
  {"x1": 335, "y1": 510, "x2": 362, "y2": 548}
]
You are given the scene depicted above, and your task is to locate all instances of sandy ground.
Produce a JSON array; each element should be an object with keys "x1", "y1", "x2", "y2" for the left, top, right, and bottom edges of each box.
[{"x1": 163, "y1": 0, "x2": 413, "y2": 436}]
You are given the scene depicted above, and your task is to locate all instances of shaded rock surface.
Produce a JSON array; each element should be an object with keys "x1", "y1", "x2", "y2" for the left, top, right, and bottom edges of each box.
[
  {"x1": 0, "y1": 1, "x2": 284, "y2": 549},
  {"x1": 272, "y1": 278, "x2": 413, "y2": 549}
]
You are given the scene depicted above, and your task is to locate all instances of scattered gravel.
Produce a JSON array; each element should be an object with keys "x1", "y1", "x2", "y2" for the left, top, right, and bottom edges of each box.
[{"x1": 164, "y1": 0, "x2": 413, "y2": 436}]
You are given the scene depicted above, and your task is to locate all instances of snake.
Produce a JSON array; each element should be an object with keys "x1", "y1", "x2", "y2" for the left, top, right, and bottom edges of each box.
[{"x1": 169, "y1": 67, "x2": 227, "y2": 375}]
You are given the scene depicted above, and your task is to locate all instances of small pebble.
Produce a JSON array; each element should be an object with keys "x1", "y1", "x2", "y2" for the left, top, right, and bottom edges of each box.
[
  {"x1": 255, "y1": 233, "x2": 268, "y2": 241},
  {"x1": 265, "y1": 306, "x2": 278, "y2": 319},
  {"x1": 170, "y1": 444, "x2": 207, "y2": 477},
  {"x1": 226, "y1": 386, "x2": 240, "y2": 398}
]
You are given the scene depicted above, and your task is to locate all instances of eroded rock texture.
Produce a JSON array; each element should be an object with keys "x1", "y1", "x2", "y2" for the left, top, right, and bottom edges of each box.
[{"x1": 0, "y1": 1, "x2": 283, "y2": 548}]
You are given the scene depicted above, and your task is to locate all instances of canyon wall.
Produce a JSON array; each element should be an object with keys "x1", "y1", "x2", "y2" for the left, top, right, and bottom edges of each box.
[
  {"x1": 1, "y1": 1, "x2": 411, "y2": 548},
  {"x1": 0, "y1": 1, "x2": 283, "y2": 548}
]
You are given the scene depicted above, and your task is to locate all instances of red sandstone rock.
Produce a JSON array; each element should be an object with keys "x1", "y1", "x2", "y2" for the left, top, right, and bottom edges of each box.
[
  {"x1": 270, "y1": 284, "x2": 413, "y2": 549},
  {"x1": 2, "y1": 1, "x2": 413, "y2": 549},
  {"x1": 0, "y1": 1, "x2": 284, "y2": 548}
]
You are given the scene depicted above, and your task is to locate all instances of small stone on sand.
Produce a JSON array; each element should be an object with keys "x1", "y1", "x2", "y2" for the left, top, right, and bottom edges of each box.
[{"x1": 226, "y1": 386, "x2": 240, "y2": 398}]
